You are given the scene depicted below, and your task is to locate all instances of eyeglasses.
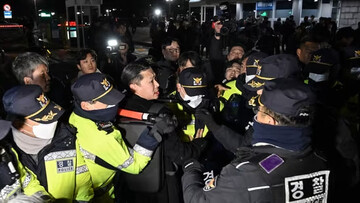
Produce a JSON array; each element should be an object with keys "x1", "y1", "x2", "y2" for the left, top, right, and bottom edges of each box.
[
  {"x1": 253, "y1": 106, "x2": 279, "y2": 124},
  {"x1": 166, "y1": 48, "x2": 180, "y2": 54}
]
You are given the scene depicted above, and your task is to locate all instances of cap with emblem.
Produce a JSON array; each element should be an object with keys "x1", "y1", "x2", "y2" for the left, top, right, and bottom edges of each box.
[
  {"x1": 72, "y1": 73, "x2": 125, "y2": 105},
  {"x1": 342, "y1": 45, "x2": 360, "y2": 69},
  {"x1": 244, "y1": 54, "x2": 301, "y2": 91},
  {"x1": 305, "y1": 49, "x2": 337, "y2": 83},
  {"x1": 258, "y1": 78, "x2": 316, "y2": 117},
  {"x1": 246, "y1": 51, "x2": 269, "y2": 76},
  {"x1": 179, "y1": 68, "x2": 208, "y2": 96},
  {"x1": 2, "y1": 85, "x2": 64, "y2": 124}
]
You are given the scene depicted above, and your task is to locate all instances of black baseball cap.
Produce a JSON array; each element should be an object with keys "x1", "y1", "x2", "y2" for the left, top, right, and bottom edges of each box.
[
  {"x1": 2, "y1": 85, "x2": 64, "y2": 124},
  {"x1": 0, "y1": 120, "x2": 11, "y2": 140},
  {"x1": 72, "y1": 73, "x2": 125, "y2": 105},
  {"x1": 342, "y1": 45, "x2": 360, "y2": 69},
  {"x1": 305, "y1": 48, "x2": 336, "y2": 74},
  {"x1": 244, "y1": 54, "x2": 301, "y2": 91},
  {"x1": 179, "y1": 68, "x2": 208, "y2": 96},
  {"x1": 246, "y1": 51, "x2": 269, "y2": 76},
  {"x1": 258, "y1": 78, "x2": 316, "y2": 117}
]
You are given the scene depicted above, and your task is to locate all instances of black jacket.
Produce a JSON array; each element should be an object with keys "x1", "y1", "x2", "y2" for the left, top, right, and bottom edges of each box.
[
  {"x1": 119, "y1": 94, "x2": 207, "y2": 203},
  {"x1": 182, "y1": 146, "x2": 331, "y2": 203}
]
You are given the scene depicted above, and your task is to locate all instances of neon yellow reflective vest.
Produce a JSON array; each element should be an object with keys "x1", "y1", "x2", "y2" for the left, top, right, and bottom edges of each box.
[
  {"x1": 220, "y1": 80, "x2": 243, "y2": 101},
  {"x1": 69, "y1": 112, "x2": 152, "y2": 201},
  {"x1": 14, "y1": 124, "x2": 94, "y2": 202},
  {"x1": 170, "y1": 103, "x2": 209, "y2": 142},
  {"x1": 1, "y1": 147, "x2": 50, "y2": 201}
]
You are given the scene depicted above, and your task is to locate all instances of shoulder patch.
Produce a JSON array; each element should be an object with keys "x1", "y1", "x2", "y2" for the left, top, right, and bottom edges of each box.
[
  {"x1": 259, "y1": 154, "x2": 284, "y2": 174},
  {"x1": 203, "y1": 176, "x2": 218, "y2": 192}
]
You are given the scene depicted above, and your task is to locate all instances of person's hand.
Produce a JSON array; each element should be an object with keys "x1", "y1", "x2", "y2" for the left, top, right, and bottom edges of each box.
[
  {"x1": 150, "y1": 114, "x2": 177, "y2": 138},
  {"x1": 195, "y1": 109, "x2": 220, "y2": 133},
  {"x1": 189, "y1": 128, "x2": 204, "y2": 141},
  {"x1": 214, "y1": 84, "x2": 229, "y2": 98}
]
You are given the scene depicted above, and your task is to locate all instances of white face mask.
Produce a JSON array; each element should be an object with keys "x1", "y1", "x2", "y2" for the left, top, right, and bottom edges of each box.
[
  {"x1": 245, "y1": 75, "x2": 256, "y2": 83},
  {"x1": 183, "y1": 94, "x2": 204, "y2": 108},
  {"x1": 32, "y1": 121, "x2": 58, "y2": 139}
]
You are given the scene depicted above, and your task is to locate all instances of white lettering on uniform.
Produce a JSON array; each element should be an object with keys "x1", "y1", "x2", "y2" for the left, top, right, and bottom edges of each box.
[{"x1": 290, "y1": 181, "x2": 304, "y2": 199}]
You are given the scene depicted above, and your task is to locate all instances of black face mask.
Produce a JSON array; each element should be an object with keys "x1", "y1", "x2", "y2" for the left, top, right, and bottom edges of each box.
[{"x1": 74, "y1": 101, "x2": 118, "y2": 122}]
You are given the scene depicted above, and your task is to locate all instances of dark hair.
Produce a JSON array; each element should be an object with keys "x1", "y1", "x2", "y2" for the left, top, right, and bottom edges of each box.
[
  {"x1": 161, "y1": 37, "x2": 180, "y2": 50},
  {"x1": 297, "y1": 35, "x2": 317, "y2": 49},
  {"x1": 178, "y1": 51, "x2": 202, "y2": 68},
  {"x1": 76, "y1": 49, "x2": 97, "y2": 65},
  {"x1": 225, "y1": 59, "x2": 242, "y2": 69},
  {"x1": 262, "y1": 105, "x2": 313, "y2": 127},
  {"x1": 336, "y1": 27, "x2": 354, "y2": 41},
  {"x1": 121, "y1": 63, "x2": 152, "y2": 86},
  {"x1": 229, "y1": 42, "x2": 247, "y2": 53},
  {"x1": 12, "y1": 52, "x2": 48, "y2": 84}
]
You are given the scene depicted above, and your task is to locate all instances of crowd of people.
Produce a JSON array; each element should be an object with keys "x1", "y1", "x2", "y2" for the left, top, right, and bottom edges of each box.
[{"x1": 1, "y1": 13, "x2": 360, "y2": 203}]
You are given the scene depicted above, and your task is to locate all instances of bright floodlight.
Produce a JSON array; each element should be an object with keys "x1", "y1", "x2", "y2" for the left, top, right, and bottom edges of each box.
[
  {"x1": 154, "y1": 9, "x2": 161, "y2": 16},
  {"x1": 107, "y1": 39, "x2": 118, "y2": 46}
]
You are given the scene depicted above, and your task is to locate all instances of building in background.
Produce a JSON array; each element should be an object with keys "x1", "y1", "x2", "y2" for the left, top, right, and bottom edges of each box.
[{"x1": 190, "y1": 0, "x2": 359, "y2": 29}]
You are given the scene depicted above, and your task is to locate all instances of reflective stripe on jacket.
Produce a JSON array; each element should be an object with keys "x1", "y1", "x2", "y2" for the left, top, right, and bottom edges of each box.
[
  {"x1": 68, "y1": 112, "x2": 152, "y2": 200},
  {"x1": 14, "y1": 124, "x2": 93, "y2": 202}
]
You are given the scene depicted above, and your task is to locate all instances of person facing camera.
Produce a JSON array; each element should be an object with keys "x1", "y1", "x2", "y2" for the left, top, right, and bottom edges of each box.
[
  {"x1": 76, "y1": 48, "x2": 101, "y2": 78},
  {"x1": 68, "y1": 73, "x2": 161, "y2": 202}
]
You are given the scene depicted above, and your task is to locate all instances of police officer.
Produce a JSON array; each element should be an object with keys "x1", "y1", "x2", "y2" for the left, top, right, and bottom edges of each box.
[
  {"x1": 2, "y1": 85, "x2": 93, "y2": 202},
  {"x1": 173, "y1": 68, "x2": 211, "y2": 142},
  {"x1": 182, "y1": 78, "x2": 331, "y2": 203},
  {"x1": 198, "y1": 54, "x2": 303, "y2": 154},
  {"x1": 120, "y1": 62, "x2": 207, "y2": 203},
  {"x1": 0, "y1": 119, "x2": 50, "y2": 203},
  {"x1": 174, "y1": 68, "x2": 233, "y2": 177},
  {"x1": 69, "y1": 72, "x2": 160, "y2": 202},
  {"x1": 217, "y1": 51, "x2": 268, "y2": 134}
]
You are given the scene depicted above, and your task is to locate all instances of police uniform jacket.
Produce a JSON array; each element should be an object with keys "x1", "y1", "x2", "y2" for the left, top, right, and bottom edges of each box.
[
  {"x1": 13, "y1": 123, "x2": 93, "y2": 202},
  {"x1": 219, "y1": 78, "x2": 255, "y2": 134},
  {"x1": 182, "y1": 145, "x2": 331, "y2": 203},
  {"x1": 68, "y1": 111, "x2": 153, "y2": 201},
  {"x1": 1, "y1": 142, "x2": 49, "y2": 201}
]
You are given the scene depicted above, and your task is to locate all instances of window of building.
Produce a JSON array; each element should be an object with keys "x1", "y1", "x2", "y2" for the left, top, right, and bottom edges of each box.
[
  {"x1": 302, "y1": 0, "x2": 319, "y2": 17},
  {"x1": 275, "y1": 1, "x2": 292, "y2": 18}
]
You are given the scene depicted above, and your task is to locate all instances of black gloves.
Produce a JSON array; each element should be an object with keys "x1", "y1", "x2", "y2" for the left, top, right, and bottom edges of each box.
[
  {"x1": 149, "y1": 114, "x2": 178, "y2": 141},
  {"x1": 195, "y1": 108, "x2": 221, "y2": 133}
]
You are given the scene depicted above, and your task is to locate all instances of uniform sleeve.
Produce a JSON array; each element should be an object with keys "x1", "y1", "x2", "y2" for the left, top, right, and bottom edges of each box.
[
  {"x1": 164, "y1": 131, "x2": 208, "y2": 166},
  {"x1": 11, "y1": 149, "x2": 52, "y2": 201},
  {"x1": 74, "y1": 140, "x2": 94, "y2": 202},
  {"x1": 212, "y1": 125, "x2": 253, "y2": 153},
  {"x1": 69, "y1": 113, "x2": 151, "y2": 175},
  {"x1": 182, "y1": 161, "x2": 250, "y2": 203}
]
